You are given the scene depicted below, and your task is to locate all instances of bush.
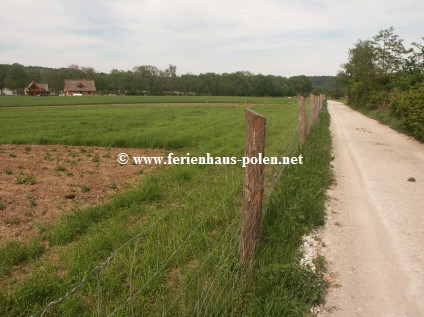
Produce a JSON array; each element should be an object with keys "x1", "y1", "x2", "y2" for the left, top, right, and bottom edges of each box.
[{"x1": 392, "y1": 83, "x2": 424, "y2": 141}]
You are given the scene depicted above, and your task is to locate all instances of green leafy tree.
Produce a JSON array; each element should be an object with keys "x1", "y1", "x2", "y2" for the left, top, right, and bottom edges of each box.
[
  {"x1": 179, "y1": 73, "x2": 197, "y2": 95},
  {"x1": 339, "y1": 27, "x2": 423, "y2": 139},
  {"x1": 404, "y1": 38, "x2": 424, "y2": 77},
  {"x1": 133, "y1": 65, "x2": 162, "y2": 95},
  {"x1": 288, "y1": 75, "x2": 313, "y2": 95},
  {"x1": 164, "y1": 64, "x2": 177, "y2": 93},
  {"x1": 392, "y1": 82, "x2": 424, "y2": 140},
  {"x1": 65, "y1": 64, "x2": 85, "y2": 80},
  {"x1": 0, "y1": 64, "x2": 11, "y2": 94},
  {"x1": 93, "y1": 72, "x2": 109, "y2": 94},
  {"x1": 110, "y1": 69, "x2": 130, "y2": 95},
  {"x1": 371, "y1": 27, "x2": 408, "y2": 74},
  {"x1": 338, "y1": 40, "x2": 382, "y2": 107},
  {"x1": 81, "y1": 66, "x2": 96, "y2": 79},
  {"x1": 44, "y1": 69, "x2": 64, "y2": 94},
  {"x1": 4, "y1": 63, "x2": 28, "y2": 95}
]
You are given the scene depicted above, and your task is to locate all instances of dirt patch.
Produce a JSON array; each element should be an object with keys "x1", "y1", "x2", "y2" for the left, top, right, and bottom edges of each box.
[{"x1": 0, "y1": 144, "x2": 165, "y2": 245}]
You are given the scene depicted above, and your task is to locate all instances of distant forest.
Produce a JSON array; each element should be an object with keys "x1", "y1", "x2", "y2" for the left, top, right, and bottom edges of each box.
[{"x1": 0, "y1": 63, "x2": 340, "y2": 97}]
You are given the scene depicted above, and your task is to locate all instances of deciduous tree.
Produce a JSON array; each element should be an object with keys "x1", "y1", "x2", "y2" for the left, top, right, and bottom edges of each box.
[
  {"x1": 4, "y1": 63, "x2": 28, "y2": 95},
  {"x1": 371, "y1": 27, "x2": 408, "y2": 74}
]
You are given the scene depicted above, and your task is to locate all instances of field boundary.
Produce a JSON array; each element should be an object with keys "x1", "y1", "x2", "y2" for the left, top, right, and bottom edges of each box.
[
  {"x1": 1, "y1": 97, "x2": 330, "y2": 316},
  {"x1": 0, "y1": 96, "x2": 294, "y2": 108},
  {"x1": 5, "y1": 102, "x2": 276, "y2": 109}
]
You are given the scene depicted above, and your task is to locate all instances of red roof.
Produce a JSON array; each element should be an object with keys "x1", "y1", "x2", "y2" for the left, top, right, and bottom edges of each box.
[
  {"x1": 26, "y1": 81, "x2": 49, "y2": 92},
  {"x1": 64, "y1": 80, "x2": 96, "y2": 92}
]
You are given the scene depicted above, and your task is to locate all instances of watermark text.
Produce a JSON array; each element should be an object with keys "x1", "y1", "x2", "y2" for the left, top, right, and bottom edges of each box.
[{"x1": 117, "y1": 153, "x2": 303, "y2": 167}]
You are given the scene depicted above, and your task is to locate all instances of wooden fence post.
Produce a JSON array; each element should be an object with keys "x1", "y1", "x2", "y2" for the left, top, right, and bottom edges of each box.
[
  {"x1": 240, "y1": 109, "x2": 266, "y2": 270},
  {"x1": 297, "y1": 96, "x2": 306, "y2": 144},
  {"x1": 315, "y1": 94, "x2": 320, "y2": 122},
  {"x1": 317, "y1": 94, "x2": 321, "y2": 112},
  {"x1": 309, "y1": 94, "x2": 316, "y2": 128}
]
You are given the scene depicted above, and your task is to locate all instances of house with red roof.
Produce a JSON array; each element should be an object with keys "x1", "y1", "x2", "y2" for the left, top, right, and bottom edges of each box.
[
  {"x1": 64, "y1": 79, "x2": 96, "y2": 96},
  {"x1": 25, "y1": 81, "x2": 49, "y2": 96}
]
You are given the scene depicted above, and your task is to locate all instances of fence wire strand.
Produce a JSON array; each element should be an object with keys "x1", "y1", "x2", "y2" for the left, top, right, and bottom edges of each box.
[{"x1": 27, "y1": 103, "x2": 314, "y2": 317}]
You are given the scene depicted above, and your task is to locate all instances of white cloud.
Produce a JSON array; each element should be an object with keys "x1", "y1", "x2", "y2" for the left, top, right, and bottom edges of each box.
[{"x1": 0, "y1": 0, "x2": 423, "y2": 76}]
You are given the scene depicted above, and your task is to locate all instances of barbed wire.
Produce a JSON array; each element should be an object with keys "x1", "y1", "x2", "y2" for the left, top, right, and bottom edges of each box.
[
  {"x1": 162, "y1": 218, "x2": 240, "y2": 315},
  {"x1": 29, "y1": 153, "x2": 245, "y2": 316},
  {"x1": 35, "y1": 254, "x2": 113, "y2": 317},
  {"x1": 106, "y1": 186, "x2": 242, "y2": 316}
]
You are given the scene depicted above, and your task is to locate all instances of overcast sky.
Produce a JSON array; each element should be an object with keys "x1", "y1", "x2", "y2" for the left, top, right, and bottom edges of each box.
[{"x1": 0, "y1": 0, "x2": 423, "y2": 76}]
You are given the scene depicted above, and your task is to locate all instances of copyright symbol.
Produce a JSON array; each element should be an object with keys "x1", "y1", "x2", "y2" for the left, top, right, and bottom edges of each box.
[{"x1": 117, "y1": 153, "x2": 130, "y2": 165}]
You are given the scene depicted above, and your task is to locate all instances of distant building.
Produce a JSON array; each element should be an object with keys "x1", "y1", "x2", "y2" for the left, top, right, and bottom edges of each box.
[
  {"x1": 1, "y1": 88, "x2": 14, "y2": 96},
  {"x1": 25, "y1": 81, "x2": 49, "y2": 96},
  {"x1": 64, "y1": 80, "x2": 96, "y2": 96}
]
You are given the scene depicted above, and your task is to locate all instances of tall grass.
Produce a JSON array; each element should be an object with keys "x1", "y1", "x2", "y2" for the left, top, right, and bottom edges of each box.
[
  {"x1": 245, "y1": 108, "x2": 332, "y2": 315},
  {"x1": 337, "y1": 99, "x2": 405, "y2": 134},
  {"x1": 0, "y1": 101, "x2": 331, "y2": 316},
  {"x1": 357, "y1": 107, "x2": 404, "y2": 132}
]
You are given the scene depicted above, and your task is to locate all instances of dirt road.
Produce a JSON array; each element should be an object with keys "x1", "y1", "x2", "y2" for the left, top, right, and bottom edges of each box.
[{"x1": 322, "y1": 101, "x2": 424, "y2": 316}]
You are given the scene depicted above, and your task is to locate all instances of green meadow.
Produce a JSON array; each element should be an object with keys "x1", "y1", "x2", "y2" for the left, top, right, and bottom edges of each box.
[
  {"x1": 0, "y1": 100, "x2": 332, "y2": 316},
  {"x1": 0, "y1": 95, "x2": 291, "y2": 107}
]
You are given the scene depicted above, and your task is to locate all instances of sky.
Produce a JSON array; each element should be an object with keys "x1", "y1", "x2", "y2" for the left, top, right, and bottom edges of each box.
[{"x1": 0, "y1": 0, "x2": 423, "y2": 77}]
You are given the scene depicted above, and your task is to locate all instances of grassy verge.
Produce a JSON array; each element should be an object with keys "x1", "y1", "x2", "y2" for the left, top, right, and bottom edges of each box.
[
  {"x1": 0, "y1": 101, "x2": 332, "y2": 316},
  {"x1": 0, "y1": 240, "x2": 44, "y2": 277},
  {"x1": 336, "y1": 100, "x2": 406, "y2": 136},
  {"x1": 244, "y1": 107, "x2": 332, "y2": 315},
  {"x1": 334, "y1": 97, "x2": 347, "y2": 104},
  {"x1": 358, "y1": 107, "x2": 404, "y2": 131}
]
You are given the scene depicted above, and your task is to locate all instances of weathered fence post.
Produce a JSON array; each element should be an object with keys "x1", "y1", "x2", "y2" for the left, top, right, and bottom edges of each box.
[
  {"x1": 318, "y1": 94, "x2": 322, "y2": 112},
  {"x1": 309, "y1": 94, "x2": 316, "y2": 128},
  {"x1": 317, "y1": 94, "x2": 321, "y2": 112},
  {"x1": 315, "y1": 94, "x2": 320, "y2": 123},
  {"x1": 297, "y1": 96, "x2": 306, "y2": 144},
  {"x1": 240, "y1": 109, "x2": 266, "y2": 270}
]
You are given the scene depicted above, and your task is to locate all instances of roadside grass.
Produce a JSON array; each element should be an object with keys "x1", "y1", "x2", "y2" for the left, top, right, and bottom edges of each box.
[
  {"x1": 0, "y1": 101, "x2": 332, "y2": 316},
  {"x1": 336, "y1": 100, "x2": 405, "y2": 135},
  {"x1": 245, "y1": 108, "x2": 332, "y2": 315},
  {"x1": 334, "y1": 97, "x2": 347, "y2": 104},
  {"x1": 358, "y1": 107, "x2": 404, "y2": 132},
  {"x1": 0, "y1": 95, "x2": 293, "y2": 108}
]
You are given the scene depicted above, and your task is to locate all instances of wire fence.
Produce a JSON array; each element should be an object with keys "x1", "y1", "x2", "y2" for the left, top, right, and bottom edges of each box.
[{"x1": 26, "y1": 97, "x2": 324, "y2": 317}]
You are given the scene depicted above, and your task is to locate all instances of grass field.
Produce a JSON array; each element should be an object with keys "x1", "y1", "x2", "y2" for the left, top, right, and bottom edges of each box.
[
  {"x1": 0, "y1": 99, "x2": 332, "y2": 316},
  {"x1": 0, "y1": 95, "x2": 292, "y2": 107}
]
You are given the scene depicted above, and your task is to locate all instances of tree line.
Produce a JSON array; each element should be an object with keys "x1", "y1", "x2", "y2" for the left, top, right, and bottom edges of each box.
[
  {"x1": 337, "y1": 27, "x2": 423, "y2": 140},
  {"x1": 0, "y1": 63, "x2": 315, "y2": 97},
  {"x1": 308, "y1": 76, "x2": 344, "y2": 98}
]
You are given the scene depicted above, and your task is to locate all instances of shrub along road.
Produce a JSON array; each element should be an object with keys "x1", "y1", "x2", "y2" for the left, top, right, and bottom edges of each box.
[{"x1": 322, "y1": 101, "x2": 424, "y2": 316}]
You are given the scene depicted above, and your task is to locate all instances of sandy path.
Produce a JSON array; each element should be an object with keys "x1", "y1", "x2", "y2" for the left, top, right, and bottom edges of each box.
[{"x1": 322, "y1": 101, "x2": 424, "y2": 316}]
